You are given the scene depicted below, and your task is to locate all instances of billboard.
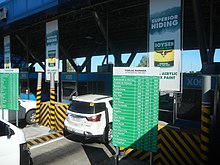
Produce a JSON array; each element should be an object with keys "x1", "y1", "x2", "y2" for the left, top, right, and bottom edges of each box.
[
  {"x1": 46, "y1": 20, "x2": 59, "y2": 81},
  {"x1": 0, "y1": 69, "x2": 19, "y2": 111},
  {"x1": 4, "y1": 35, "x2": 11, "y2": 69},
  {"x1": 113, "y1": 67, "x2": 160, "y2": 152},
  {"x1": 149, "y1": 0, "x2": 182, "y2": 91}
]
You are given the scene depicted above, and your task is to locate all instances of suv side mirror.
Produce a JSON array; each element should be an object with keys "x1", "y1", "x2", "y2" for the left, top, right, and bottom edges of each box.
[{"x1": 5, "y1": 125, "x2": 12, "y2": 139}]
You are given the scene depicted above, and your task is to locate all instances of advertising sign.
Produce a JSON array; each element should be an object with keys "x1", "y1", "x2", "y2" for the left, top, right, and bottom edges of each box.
[
  {"x1": 46, "y1": 20, "x2": 59, "y2": 81},
  {"x1": 113, "y1": 67, "x2": 160, "y2": 152},
  {"x1": 4, "y1": 35, "x2": 11, "y2": 69},
  {"x1": 0, "y1": 69, "x2": 19, "y2": 111},
  {"x1": 149, "y1": 0, "x2": 182, "y2": 91}
]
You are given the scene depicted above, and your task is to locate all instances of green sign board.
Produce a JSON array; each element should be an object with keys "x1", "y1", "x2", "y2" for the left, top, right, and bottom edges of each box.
[
  {"x1": 113, "y1": 67, "x2": 160, "y2": 152},
  {"x1": 0, "y1": 69, "x2": 19, "y2": 111}
]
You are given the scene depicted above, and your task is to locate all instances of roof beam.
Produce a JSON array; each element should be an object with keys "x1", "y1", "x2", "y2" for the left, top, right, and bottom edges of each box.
[
  {"x1": 93, "y1": 11, "x2": 122, "y2": 66},
  {"x1": 125, "y1": 36, "x2": 146, "y2": 67},
  {"x1": 60, "y1": 44, "x2": 78, "y2": 71},
  {"x1": 15, "y1": 35, "x2": 45, "y2": 70},
  {"x1": 80, "y1": 56, "x2": 91, "y2": 72},
  {"x1": 208, "y1": 0, "x2": 215, "y2": 63},
  {"x1": 192, "y1": 0, "x2": 208, "y2": 64}
]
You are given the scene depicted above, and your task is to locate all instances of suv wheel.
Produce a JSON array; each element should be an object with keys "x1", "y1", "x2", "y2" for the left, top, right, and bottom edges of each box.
[
  {"x1": 26, "y1": 109, "x2": 36, "y2": 125},
  {"x1": 103, "y1": 123, "x2": 112, "y2": 144}
]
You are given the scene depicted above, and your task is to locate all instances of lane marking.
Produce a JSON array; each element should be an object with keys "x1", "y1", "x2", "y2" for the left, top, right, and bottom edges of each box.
[{"x1": 30, "y1": 136, "x2": 64, "y2": 150}]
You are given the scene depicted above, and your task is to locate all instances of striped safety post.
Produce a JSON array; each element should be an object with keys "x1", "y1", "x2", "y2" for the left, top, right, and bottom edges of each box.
[
  {"x1": 35, "y1": 73, "x2": 42, "y2": 124},
  {"x1": 49, "y1": 73, "x2": 56, "y2": 131},
  {"x1": 201, "y1": 102, "x2": 211, "y2": 164},
  {"x1": 200, "y1": 75, "x2": 212, "y2": 164}
]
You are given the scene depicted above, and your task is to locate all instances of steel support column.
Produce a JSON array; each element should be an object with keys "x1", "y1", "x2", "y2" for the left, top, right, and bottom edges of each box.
[
  {"x1": 62, "y1": 59, "x2": 67, "y2": 72},
  {"x1": 84, "y1": 56, "x2": 91, "y2": 73},
  {"x1": 60, "y1": 45, "x2": 79, "y2": 72},
  {"x1": 93, "y1": 11, "x2": 122, "y2": 66},
  {"x1": 125, "y1": 36, "x2": 146, "y2": 67},
  {"x1": 208, "y1": 0, "x2": 215, "y2": 63},
  {"x1": 192, "y1": 0, "x2": 208, "y2": 64},
  {"x1": 15, "y1": 35, "x2": 45, "y2": 70}
]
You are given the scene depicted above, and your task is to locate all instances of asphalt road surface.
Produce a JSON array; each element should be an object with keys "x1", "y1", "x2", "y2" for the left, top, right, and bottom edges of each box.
[{"x1": 30, "y1": 137, "x2": 114, "y2": 165}]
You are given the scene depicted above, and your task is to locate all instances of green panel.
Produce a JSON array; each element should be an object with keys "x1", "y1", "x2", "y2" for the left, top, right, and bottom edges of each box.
[
  {"x1": 0, "y1": 69, "x2": 19, "y2": 111},
  {"x1": 113, "y1": 75, "x2": 159, "y2": 152}
]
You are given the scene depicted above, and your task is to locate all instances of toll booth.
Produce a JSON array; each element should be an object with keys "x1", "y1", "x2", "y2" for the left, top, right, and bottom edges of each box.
[
  {"x1": 61, "y1": 72, "x2": 112, "y2": 104},
  {"x1": 175, "y1": 73, "x2": 216, "y2": 128},
  {"x1": 19, "y1": 72, "x2": 50, "y2": 101}
]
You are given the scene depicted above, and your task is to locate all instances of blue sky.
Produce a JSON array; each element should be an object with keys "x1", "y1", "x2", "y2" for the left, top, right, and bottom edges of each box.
[
  {"x1": 35, "y1": 49, "x2": 220, "y2": 73},
  {"x1": 77, "y1": 50, "x2": 218, "y2": 73}
]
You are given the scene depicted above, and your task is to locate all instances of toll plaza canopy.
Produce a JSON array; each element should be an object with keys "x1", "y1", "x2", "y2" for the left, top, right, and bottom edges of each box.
[{"x1": 0, "y1": 0, "x2": 219, "y2": 70}]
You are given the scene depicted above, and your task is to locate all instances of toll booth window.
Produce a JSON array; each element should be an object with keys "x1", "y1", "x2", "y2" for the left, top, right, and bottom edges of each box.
[
  {"x1": 158, "y1": 93, "x2": 173, "y2": 123},
  {"x1": 63, "y1": 82, "x2": 76, "y2": 101},
  {"x1": 20, "y1": 82, "x2": 28, "y2": 93},
  {"x1": 88, "y1": 81, "x2": 105, "y2": 95},
  {"x1": 177, "y1": 89, "x2": 201, "y2": 122}
]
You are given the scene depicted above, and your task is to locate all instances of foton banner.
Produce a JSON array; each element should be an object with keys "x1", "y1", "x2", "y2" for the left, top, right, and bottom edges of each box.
[
  {"x1": 46, "y1": 20, "x2": 59, "y2": 81},
  {"x1": 4, "y1": 35, "x2": 11, "y2": 69},
  {"x1": 149, "y1": 0, "x2": 182, "y2": 91}
]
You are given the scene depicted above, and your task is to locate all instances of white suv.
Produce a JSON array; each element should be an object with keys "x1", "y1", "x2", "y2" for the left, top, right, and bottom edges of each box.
[{"x1": 64, "y1": 94, "x2": 113, "y2": 144}]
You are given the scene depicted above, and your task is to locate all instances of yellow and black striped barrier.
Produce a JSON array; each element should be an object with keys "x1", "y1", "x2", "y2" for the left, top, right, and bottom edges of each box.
[
  {"x1": 39, "y1": 102, "x2": 50, "y2": 127},
  {"x1": 35, "y1": 86, "x2": 42, "y2": 124},
  {"x1": 35, "y1": 73, "x2": 42, "y2": 124},
  {"x1": 49, "y1": 89, "x2": 56, "y2": 130},
  {"x1": 27, "y1": 131, "x2": 63, "y2": 148},
  {"x1": 37, "y1": 102, "x2": 68, "y2": 131},
  {"x1": 124, "y1": 123, "x2": 201, "y2": 164},
  {"x1": 55, "y1": 103, "x2": 68, "y2": 131},
  {"x1": 201, "y1": 103, "x2": 211, "y2": 164}
]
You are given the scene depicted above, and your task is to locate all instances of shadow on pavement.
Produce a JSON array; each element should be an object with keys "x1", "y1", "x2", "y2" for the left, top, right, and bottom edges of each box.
[
  {"x1": 82, "y1": 144, "x2": 148, "y2": 165},
  {"x1": 82, "y1": 145, "x2": 109, "y2": 165}
]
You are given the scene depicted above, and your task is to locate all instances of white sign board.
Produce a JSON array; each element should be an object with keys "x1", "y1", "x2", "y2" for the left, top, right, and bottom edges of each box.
[
  {"x1": 4, "y1": 35, "x2": 11, "y2": 69},
  {"x1": 149, "y1": 0, "x2": 182, "y2": 91},
  {"x1": 46, "y1": 20, "x2": 59, "y2": 81}
]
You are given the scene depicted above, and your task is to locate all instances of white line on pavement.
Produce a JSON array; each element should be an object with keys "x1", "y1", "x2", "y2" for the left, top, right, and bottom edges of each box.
[{"x1": 30, "y1": 136, "x2": 64, "y2": 150}]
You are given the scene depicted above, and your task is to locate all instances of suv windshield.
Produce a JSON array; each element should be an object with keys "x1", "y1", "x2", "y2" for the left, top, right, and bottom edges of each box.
[{"x1": 68, "y1": 101, "x2": 107, "y2": 114}]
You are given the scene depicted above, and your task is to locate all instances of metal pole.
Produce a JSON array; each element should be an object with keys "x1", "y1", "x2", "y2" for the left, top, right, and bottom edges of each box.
[
  {"x1": 201, "y1": 75, "x2": 212, "y2": 164},
  {"x1": 57, "y1": 81, "x2": 59, "y2": 102},
  {"x1": 16, "y1": 111, "x2": 18, "y2": 127},
  {"x1": 49, "y1": 72, "x2": 56, "y2": 132},
  {"x1": 150, "y1": 152, "x2": 153, "y2": 165},
  {"x1": 114, "y1": 146, "x2": 119, "y2": 165},
  {"x1": 35, "y1": 73, "x2": 42, "y2": 124},
  {"x1": 173, "y1": 93, "x2": 177, "y2": 125}
]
